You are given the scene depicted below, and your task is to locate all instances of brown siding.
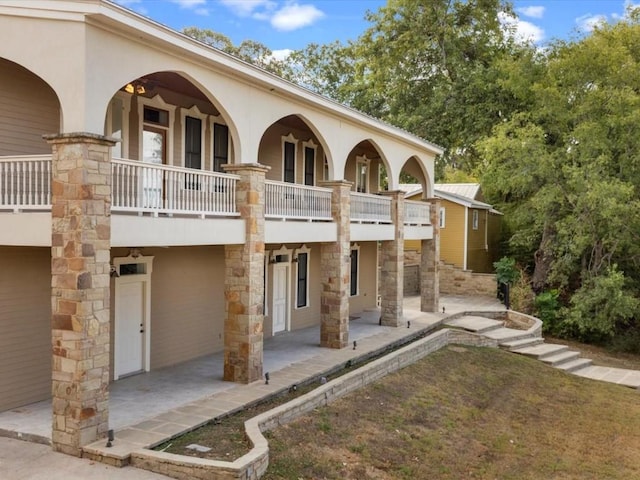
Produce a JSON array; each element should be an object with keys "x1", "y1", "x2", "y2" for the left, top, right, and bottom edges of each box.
[
  {"x1": 0, "y1": 58, "x2": 60, "y2": 156},
  {"x1": 0, "y1": 247, "x2": 51, "y2": 411},
  {"x1": 467, "y1": 209, "x2": 493, "y2": 273}
]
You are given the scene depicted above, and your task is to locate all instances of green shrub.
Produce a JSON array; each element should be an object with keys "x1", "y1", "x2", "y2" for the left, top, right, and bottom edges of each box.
[
  {"x1": 493, "y1": 257, "x2": 520, "y2": 285},
  {"x1": 562, "y1": 266, "x2": 640, "y2": 343},
  {"x1": 535, "y1": 289, "x2": 561, "y2": 334}
]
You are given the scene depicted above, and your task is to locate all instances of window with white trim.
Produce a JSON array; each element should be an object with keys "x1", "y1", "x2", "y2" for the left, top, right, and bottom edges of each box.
[
  {"x1": 356, "y1": 156, "x2": 370, "y2": 193},
  {"x1": 295, "y1": 245, "x2": 311, "y2": 308},
  {"x1": 181, "y1": 106, "x2": 206, "y2": 170},
  {"x1": 138, "y1": 94, "x2": 175, "y2": 165},
  {"x1": 303, "y1": 140, "x2": 316, "y2": 186},
  {"x1": 472, "y1": 209, "x2": 479, "y2": 230},
  {"x1": 282, "y1": 133, "x2": 297, "y2": 183},
  {"x1": 439, "y1": 207, "x2": 446, "y2": 228},
  {"x1": 350, "y1": 244, "x2": 360, "y2": 296},
  {"x1": 213, "y1": 122, "x2": 229, "y2": 172}
]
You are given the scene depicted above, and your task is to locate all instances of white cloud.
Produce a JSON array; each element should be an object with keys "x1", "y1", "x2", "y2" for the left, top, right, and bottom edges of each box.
[
  {"x1": 499, "y1": 12, "x2": 545, "y2": 44},
  {"x1": 114, "y1": 0, "x2": 141, "y2": 4},
  {"x1": 171, "y1": 0, "x2": 210, "y2": 15},
  {"x1": 219, "y1": 0, "x2": 276, "y2": 17},
  {"x1": 270, "y1": 3, "x2": 325, "y2": 31},
  {"x1": 517, "y1": 6, "x2": 545, "y2": 19},
  {"x1": 171, "y1": 0, "x2": 206, "y2": 7},
  {"x1": 576, "y1": 14, "x2": 606, "y2": 32},
  {"x1": 270, "y1": 48, "x2": 293, "y2": 61}
]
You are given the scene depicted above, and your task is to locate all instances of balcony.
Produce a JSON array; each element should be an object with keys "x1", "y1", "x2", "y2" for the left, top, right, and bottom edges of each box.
[
  {"x1": 404, "y1": 200, "x2": 431, "y2": 226},
  {"x1": 0, "y1": 156, "x2": 433, "y2": 245},
  {"x1": 265, "y1": 180, "x2": 332, "y2": 221}
]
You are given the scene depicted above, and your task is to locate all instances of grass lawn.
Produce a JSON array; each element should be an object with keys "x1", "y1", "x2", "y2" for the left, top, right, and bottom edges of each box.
[{"x1": 263, "y1": 346, "x2": 640, "y2": 480}]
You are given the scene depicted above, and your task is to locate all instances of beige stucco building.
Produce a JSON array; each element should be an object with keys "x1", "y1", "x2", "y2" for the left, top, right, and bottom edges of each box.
[{"x1": 0, "y1": 0, "x2": 442, "y2": 456}]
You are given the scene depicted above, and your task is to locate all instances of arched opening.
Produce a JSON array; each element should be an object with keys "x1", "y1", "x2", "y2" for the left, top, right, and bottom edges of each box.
[
  {"x1": 343, "y1": 140, "x2": 390, "y2": 194},
  {"x1": 104, "y1": 71, "x2": 236, "y2": 170},
  {"x1": 0, "y1": 57, "x2": 61, "y2": 156},
  {"x1": 258, "y1": 114, "x2": 331, "y2": 186},
  {"x1": 399, "y1": 155, "x2": 431, "y2": 198}
]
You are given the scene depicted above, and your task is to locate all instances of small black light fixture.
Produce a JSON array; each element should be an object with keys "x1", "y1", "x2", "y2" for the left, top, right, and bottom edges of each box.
[
  {"x1": 353, "y1": 340, "x2": 357, "y2": 350},
  {"x1": 265, "y1": 372, "x2": 270, "y2": 385},
  {"x1": 442, "y1": 306, "x2": 446, "y2": 314},
  {"x1": 106, "y1": 429, "x2": 114, "y2": 448},
  {"x1": 289, "y1": 384, "x2": 297, "y2": 393},
  {"x1": 407, "y1": 320, "x2": 411, "y2": 328}
]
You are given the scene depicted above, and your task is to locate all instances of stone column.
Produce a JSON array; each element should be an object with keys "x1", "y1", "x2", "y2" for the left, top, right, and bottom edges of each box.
[
  {"x1": 421, "y1": 198, "x2": 440, "y2": 312},
  {"x1": 222, "y1": 163, "x2": 269, "y2": 383},
  {"x1": 379, "y1": 190, "x2": 404, "y2": 326},
  {"x1": 45, "y1": 132, "x2": 115, "y2": 456},
  {"x1": 319, "y1": 180, "x2": 351, "y2": 348}
]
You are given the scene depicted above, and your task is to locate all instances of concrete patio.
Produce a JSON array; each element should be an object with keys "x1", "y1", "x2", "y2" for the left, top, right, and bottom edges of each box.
[{"x1": 0, "y1": 295, "x2": 502, "y2": 452}]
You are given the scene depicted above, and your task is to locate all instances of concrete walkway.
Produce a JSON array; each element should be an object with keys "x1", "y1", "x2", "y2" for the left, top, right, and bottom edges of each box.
[{"x1": 445, "y1": 314, "x2": 640, "y2": 389}]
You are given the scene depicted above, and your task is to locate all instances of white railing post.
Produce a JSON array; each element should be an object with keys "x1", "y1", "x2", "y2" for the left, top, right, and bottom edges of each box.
[{"x1": 265, "y1": 180, "x2": 332, "y2": 221}]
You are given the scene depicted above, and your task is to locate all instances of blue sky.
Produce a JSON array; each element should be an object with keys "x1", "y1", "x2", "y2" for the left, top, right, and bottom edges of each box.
[{"x1": 115, "y1": 0, "x2": 639, "y2": 58}]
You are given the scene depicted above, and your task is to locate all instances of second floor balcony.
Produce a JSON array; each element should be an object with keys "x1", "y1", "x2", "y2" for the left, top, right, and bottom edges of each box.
[{"x1": 0, "y1": 155, "x2": 431, "y2": 246}]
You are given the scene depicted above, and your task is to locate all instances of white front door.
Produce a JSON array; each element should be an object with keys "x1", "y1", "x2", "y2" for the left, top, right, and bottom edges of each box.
[
  {"x1": 272, "y1": 264, "x2": 288, "y2": 334},
  {"x1": 115, "y1": 279, "x2": 145, "y2": 378}
]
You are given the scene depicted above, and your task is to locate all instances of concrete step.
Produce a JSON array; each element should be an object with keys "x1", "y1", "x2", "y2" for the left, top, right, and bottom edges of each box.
[
  {"x1": 499, "y1": 336, "x2": 544, "y2": 351},
  {"x1": 555, "y1": 357, "x2": 593, "y2": 373},
  {"x1": 540, "y1": 349, "x2": 581, "y2": 367},
  {"x1": 444, "y1": 316, "x2": 504, "y2": 334},
  {"x1": 573, "y1": 365, "x2": 640, "y2": 389},
  {"x1": 512, "y1": 343, "x2": 568, "y2": 360},
  {"x1": 484, "y1": 327, "x2": 535, "y2": 343}
]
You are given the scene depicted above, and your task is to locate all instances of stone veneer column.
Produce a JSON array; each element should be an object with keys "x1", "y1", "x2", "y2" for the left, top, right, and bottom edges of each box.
[
  {"x1": 45, "y1": 132, "x2": 115, "y2": 456},
  {"x1": 379, "y1": 190, "x2": 404, "y2": 326},
  {"x1": 421, "y1": 198, "x2": 440, "y2": 312},
  {"x1": 222, "y1": 163, "x2": 269, "y2": 383},
  {"x1": 319, "y1": 180, "x2": 351, "y2": 348}
]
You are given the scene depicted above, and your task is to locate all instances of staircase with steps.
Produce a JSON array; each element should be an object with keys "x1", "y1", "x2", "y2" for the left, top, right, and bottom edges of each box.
[{"x1": 444, "y1": 314, "x2": 640, "y2": 389}]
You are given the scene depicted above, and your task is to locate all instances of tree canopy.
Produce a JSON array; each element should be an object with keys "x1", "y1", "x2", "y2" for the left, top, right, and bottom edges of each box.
[{"x1": 183, "y1": 4, "x2": 640, "y2": 347}]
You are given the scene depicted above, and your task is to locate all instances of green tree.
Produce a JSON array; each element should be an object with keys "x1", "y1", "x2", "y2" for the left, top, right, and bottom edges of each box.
[
  {"x1": 481, "y1": 9, "x2": 640, "y2": 341},
  {"x1": 183, "y1": 27, "x2": 290, "y2": 76},
  {"x1": 288, "y1": 0, "x2": 532, "y2": 173}
]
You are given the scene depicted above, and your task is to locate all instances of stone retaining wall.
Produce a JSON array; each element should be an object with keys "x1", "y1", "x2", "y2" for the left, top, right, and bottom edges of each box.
[
  {"x1": 439, "y1": 262, "x2": 496, "y2": 296},
  {"x1": 129, "y1": 325, "x2": 503, "y2": 480}
]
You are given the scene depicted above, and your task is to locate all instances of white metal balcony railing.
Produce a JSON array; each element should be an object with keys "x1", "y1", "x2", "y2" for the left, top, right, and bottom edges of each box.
[
  {"x1": 265, "y1": 180, "x2": 332, "y2": 221},
  {"x1": 404, "y1": 200, "x2": 431, "y2": 225},
  {"x1": 350, "y1": 192, "x2": 392, "y2": 223},
  {"x1": 0, "y1": 155, "x2": 239, "y2": 217},
  {"x1": 111, "y1": 158, "x2": 239, "y2": 217},
  {"x1": 0, "y1": 156, "x2": 419, "y2": 226},
  {"x1": 0, "y1": 155, "x2": 51, "y2": 211}
]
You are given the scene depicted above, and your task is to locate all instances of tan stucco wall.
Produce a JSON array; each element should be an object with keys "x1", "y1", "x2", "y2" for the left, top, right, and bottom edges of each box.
[
  {"x1": 110, "y1": 246, "x2": 225, "y2": 374},
  {"x1": 349, "y1": 241, "x2": 378, "y2": 314},
  {"x1": 0, "y1": 247, "x2": 51, "y2": 411}
]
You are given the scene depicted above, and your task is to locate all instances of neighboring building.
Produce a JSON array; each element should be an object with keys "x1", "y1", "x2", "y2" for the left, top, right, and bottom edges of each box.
[
  {"x1": 403, "y1": 183, "x2": 502, "y2": 273},
  {"x1": 0, "y1": 0, "x2": 442, "y2": 455}
]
